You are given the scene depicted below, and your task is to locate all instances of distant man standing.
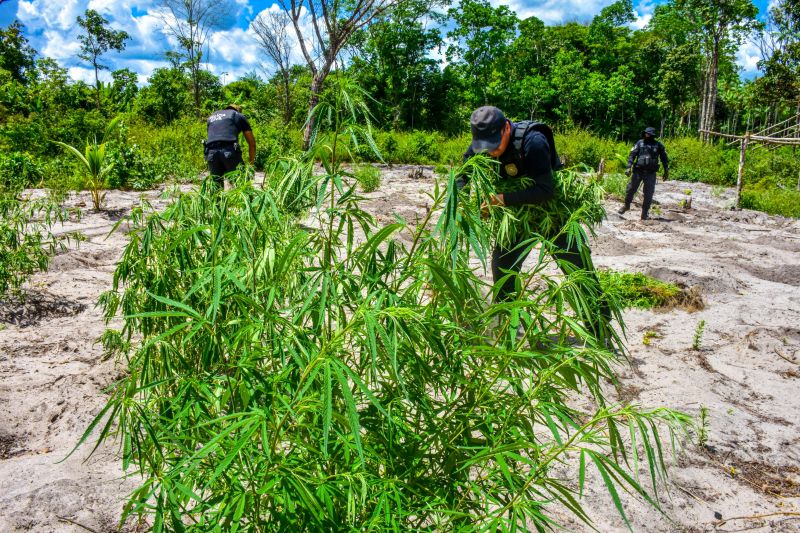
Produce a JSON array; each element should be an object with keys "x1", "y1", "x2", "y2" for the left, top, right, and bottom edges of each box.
[
  {"x1": 619, "y1": 126, "x2": 668, "y2": 220},
  {"x1": 204, "y1": 104, "x2": 256, "y2": 188}
]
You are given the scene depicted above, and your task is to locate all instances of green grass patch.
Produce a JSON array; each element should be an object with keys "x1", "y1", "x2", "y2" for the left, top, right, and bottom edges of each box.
[
  {"x1": 599, "y1": 269, "x2": 684, "y2": 309},
  {"x1": 740, "y1": 186, "x2": 800, "y2": 218},
  {"x1": 602, "y1": 172, "x2": 628, "y2": 200}
]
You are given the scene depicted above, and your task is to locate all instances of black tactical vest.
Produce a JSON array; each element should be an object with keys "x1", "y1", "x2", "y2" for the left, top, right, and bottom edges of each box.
[
  {"x1": 635, "y1": 140, "x2": 661, "y2": 171},
  {"x1": 496, "y1": 121, "x2": 562, "y2": 180}
]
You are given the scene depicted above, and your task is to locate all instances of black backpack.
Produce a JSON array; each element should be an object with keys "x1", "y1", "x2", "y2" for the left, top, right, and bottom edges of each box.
[{"x1": 512, "y1": 121, "x2": 563, "y2": 171}]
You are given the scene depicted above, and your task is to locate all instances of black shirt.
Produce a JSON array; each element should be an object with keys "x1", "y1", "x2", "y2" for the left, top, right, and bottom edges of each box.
[
  {"x1": 207, "y1": 109, "x2": 252, "y2": 143},
  {"x1": 463, "y1": 122, "x2": 555, "y2": 207}
]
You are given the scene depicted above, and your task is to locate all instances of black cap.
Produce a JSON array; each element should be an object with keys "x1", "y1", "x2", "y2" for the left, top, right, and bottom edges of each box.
[
  {"x1": 643, "y1": 126, "x2": 657, "y2": 137},
  {"x1": 470, "y1": 106, "x2": 506, "y2": 153}
]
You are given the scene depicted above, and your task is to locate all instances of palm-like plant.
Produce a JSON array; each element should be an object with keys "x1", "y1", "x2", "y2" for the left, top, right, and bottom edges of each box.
[{"x1": 55, "y1": 116, "x2": 121, "y2": 210}]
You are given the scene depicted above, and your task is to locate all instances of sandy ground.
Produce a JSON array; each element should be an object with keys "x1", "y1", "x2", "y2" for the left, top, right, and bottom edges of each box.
[{"x1": 1, "y1": 168, "x2": 799, "y2": 532}]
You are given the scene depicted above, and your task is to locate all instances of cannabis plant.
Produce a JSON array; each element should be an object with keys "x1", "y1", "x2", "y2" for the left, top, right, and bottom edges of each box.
[
  {"x1": 0, "y1": 181, "x2": 73, "y2": 300},
  {"x1": 83, "y1": 81, "x2": 690, "y2": 532}
]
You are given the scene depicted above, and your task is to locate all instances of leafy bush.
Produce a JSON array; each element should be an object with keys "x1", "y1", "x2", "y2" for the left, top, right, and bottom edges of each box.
[
  {"x1": 252, "y1": 122, "x2": 301, "y2": 170},
  {"x1": 744, "y1": 146, "x2": 800, "y2": 190},
  {"x1": 0, "y1": 151, "x2": 42, "y2": 188},
  {"x1": 602, "y1": 172, "x2": 628, "y2": 200},
  {"x1": 353, "y1": 163, "x2": 381, "y2": 192},
  {"x1": 740, "y1": 184, "x2": 800, "y2": 218},
  {"x1": 664, "y1": 137, "x2": 737, "y2": 185},
  {"x1": 105, "y1": 143, "x2": 160, "y2": 190},
  {"x1": 410, "y1": 130, "x2": 440, "y2": 162},
  {"x1": 127, "y1": 117, "x2": 206, "y2": 182},
  {"x1": 557, "y1": 129, "x2": 627, "y2": 172}
]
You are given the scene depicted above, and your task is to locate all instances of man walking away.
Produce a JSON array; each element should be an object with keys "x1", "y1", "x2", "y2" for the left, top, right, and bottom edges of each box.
[
  {"x1": 204, "y1": 104, "x2": 256, "y2": 189},
  {"x1": 619, "y1": 126, "x2": 668, "y2": 220}
]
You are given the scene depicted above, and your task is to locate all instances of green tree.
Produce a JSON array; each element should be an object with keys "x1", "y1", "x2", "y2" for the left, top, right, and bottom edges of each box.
[
  {"x1": 158, "y1": 0, "x2": 233, "y2": 117},
  {"x1": 76, "y1": 9, "x2": 130, "y2": 112},
  {"x1": 757, "y1": 0, "x2": 800, "y2": 110},
  {"x1": 0, "y1": 21, "x2": 36, "y2": 84},
  {"x1": 111, "y1": 68, "x2": 138, "y2": 112},
  {"x1": 674, "y1": 0, "x2": 760, "y2": 140},
  {"x1": 134, "y1": 67, "x2": 191, "y2": 124},
  {"x1": 447, "y1": 0, "x2": 517, "y2": 107},
  {"x1": 350, "y1": 0, "x2": 445, "y2": 129}
]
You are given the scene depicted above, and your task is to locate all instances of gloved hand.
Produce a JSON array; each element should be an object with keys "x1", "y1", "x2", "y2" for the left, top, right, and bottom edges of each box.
[{"x1": 625, "y1": 168, "x2": 632, "y2": 177}]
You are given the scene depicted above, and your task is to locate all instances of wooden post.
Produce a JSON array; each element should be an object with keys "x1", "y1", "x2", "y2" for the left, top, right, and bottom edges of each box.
[{"x1": 735, "y1": 132, "x2": 750, "y2": 209}]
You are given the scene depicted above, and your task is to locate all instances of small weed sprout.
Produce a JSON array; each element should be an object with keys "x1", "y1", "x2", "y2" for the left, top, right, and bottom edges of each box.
[
  {"x1": 711, "y1": 185, "x2": 725, "y2": 198},
  {"x1": 697, "y1": 406, "x2": 710, "y2": 448},
  {"x1": 642, "y1": 330, "x2": 660, "y2": 345},
  {"x1": 683, "y1": 188, "x2": 692, "y2": 196},
  {"x1": 692, "y1": 319, "x2": 706, "y2": 350}
]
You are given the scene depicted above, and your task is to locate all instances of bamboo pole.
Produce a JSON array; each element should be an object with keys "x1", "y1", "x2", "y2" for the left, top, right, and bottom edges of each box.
[{"x1": 736, "y1": 132, "x2": 750, "y2": 210}]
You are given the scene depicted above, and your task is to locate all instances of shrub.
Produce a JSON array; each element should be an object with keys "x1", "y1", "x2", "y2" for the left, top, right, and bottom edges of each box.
[
  {"x1": 0, "y1": 151, "x2": 42, "y2": 189},
  {"x1": 664, "y1": 137, "x2": 737, "y2": 185},
  {"x1": 740, "y1": 185, "x2": 800, "y2": 218},
  {"x1": 353, "y1": 163, "x2": 381, "y2": 192},
  {"x1": 105, "y1": 143, "x2": 160, "y2": 190},
  {"x1": 557, "y1": 129, "x2": 627, "y2": 172},
  {"x1": 602, "y1": 172, "x2": 628, "y2": 200},
  {"x1": 410, "y1": 130, "x2": 440, "y2": 162},
  {"x1": 252, "y1": 122, "x2": 302, "y2": 170}
]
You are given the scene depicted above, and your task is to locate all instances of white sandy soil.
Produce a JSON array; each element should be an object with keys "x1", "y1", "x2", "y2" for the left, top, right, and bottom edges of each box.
[{"x1": 1, "y1": 168, "x2": 798, "y2": 532}]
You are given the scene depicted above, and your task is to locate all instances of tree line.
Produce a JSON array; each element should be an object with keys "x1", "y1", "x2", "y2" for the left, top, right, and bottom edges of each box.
[{"x1": 0, "y1": 0, "x2": 798, "y2": 151}]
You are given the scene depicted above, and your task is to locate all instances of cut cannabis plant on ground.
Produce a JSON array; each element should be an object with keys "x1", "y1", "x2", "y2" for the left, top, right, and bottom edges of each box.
[{"x1": 80, "y1": 82, "x2": 691, "y2": 532}]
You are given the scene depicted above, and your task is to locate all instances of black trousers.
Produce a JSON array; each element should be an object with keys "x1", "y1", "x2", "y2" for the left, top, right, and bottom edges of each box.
[
  {"x1": 624, "y1": 170, "x2": 657, "y2": 218},
  {"x1": 492, "y1": 232, "x2": 611, "y2": 335},
  {"x1": 206, "y1": 144, "x2": 243, "y2": 189}
]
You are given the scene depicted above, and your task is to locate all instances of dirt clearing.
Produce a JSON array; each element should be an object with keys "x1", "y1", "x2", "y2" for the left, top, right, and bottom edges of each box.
[{"x1": 1, "y1": 170, "x2": 798, "y2": 532}]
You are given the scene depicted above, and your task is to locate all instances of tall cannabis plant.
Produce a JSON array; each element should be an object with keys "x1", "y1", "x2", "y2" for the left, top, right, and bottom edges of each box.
[{"x1": 83, "y1": 80, "x2": 690, "y2": 531}]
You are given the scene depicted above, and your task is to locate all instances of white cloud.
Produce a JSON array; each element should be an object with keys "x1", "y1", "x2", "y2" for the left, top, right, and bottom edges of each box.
[
  {"x1": 18, "y1": 0, "x2": 84, "y2": 31},
  {"x1": 40, "y1": 29, "x2": 82, "y2": 61},
  {"x1": 67, "y1": 65, "x2": 99, "y2": 84},
  {"x1": 495, "y1": 0, "x2": 620, "y2": 24},
  {"x1": 736, "y1": 36, "x2": 763, "y2": 77},
  {"x1": 631, "y1": 13, "x2": 651, "y2": 30}
]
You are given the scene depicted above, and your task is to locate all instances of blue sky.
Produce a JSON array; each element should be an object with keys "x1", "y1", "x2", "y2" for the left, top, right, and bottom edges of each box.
[{"x1": 0, "y1": 0, "x2": 772, "y2": 84}]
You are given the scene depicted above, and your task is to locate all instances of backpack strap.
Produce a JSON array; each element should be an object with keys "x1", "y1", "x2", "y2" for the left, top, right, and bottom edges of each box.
[{"x1": 512, "y1": 120, "x2": 563, "y2": 171}]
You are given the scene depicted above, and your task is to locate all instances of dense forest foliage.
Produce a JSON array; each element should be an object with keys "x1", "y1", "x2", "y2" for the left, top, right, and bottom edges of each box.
[{"x1": 0, "y1": 0, "x2": 798, "y2": 207}]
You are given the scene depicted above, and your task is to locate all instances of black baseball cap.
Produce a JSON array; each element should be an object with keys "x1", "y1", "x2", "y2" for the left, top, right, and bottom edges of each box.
[
  {"x1": 470, "y1": 106, "x2": 507, "y2": 153},
  {"x1": 643, "y1": 126, "x2": 657, "y2": 136}
]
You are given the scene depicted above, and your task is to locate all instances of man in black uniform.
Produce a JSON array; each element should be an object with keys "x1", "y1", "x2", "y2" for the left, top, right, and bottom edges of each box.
[
  {"x1": 619, "y1": 126, "x2": 668, "y2": 220},
  {"x1": 204, "y1": 104, "x2": 256, "y2": 188},
  {"x1": 463, "y1": 107, "x2": 609, "y2": 330}
]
